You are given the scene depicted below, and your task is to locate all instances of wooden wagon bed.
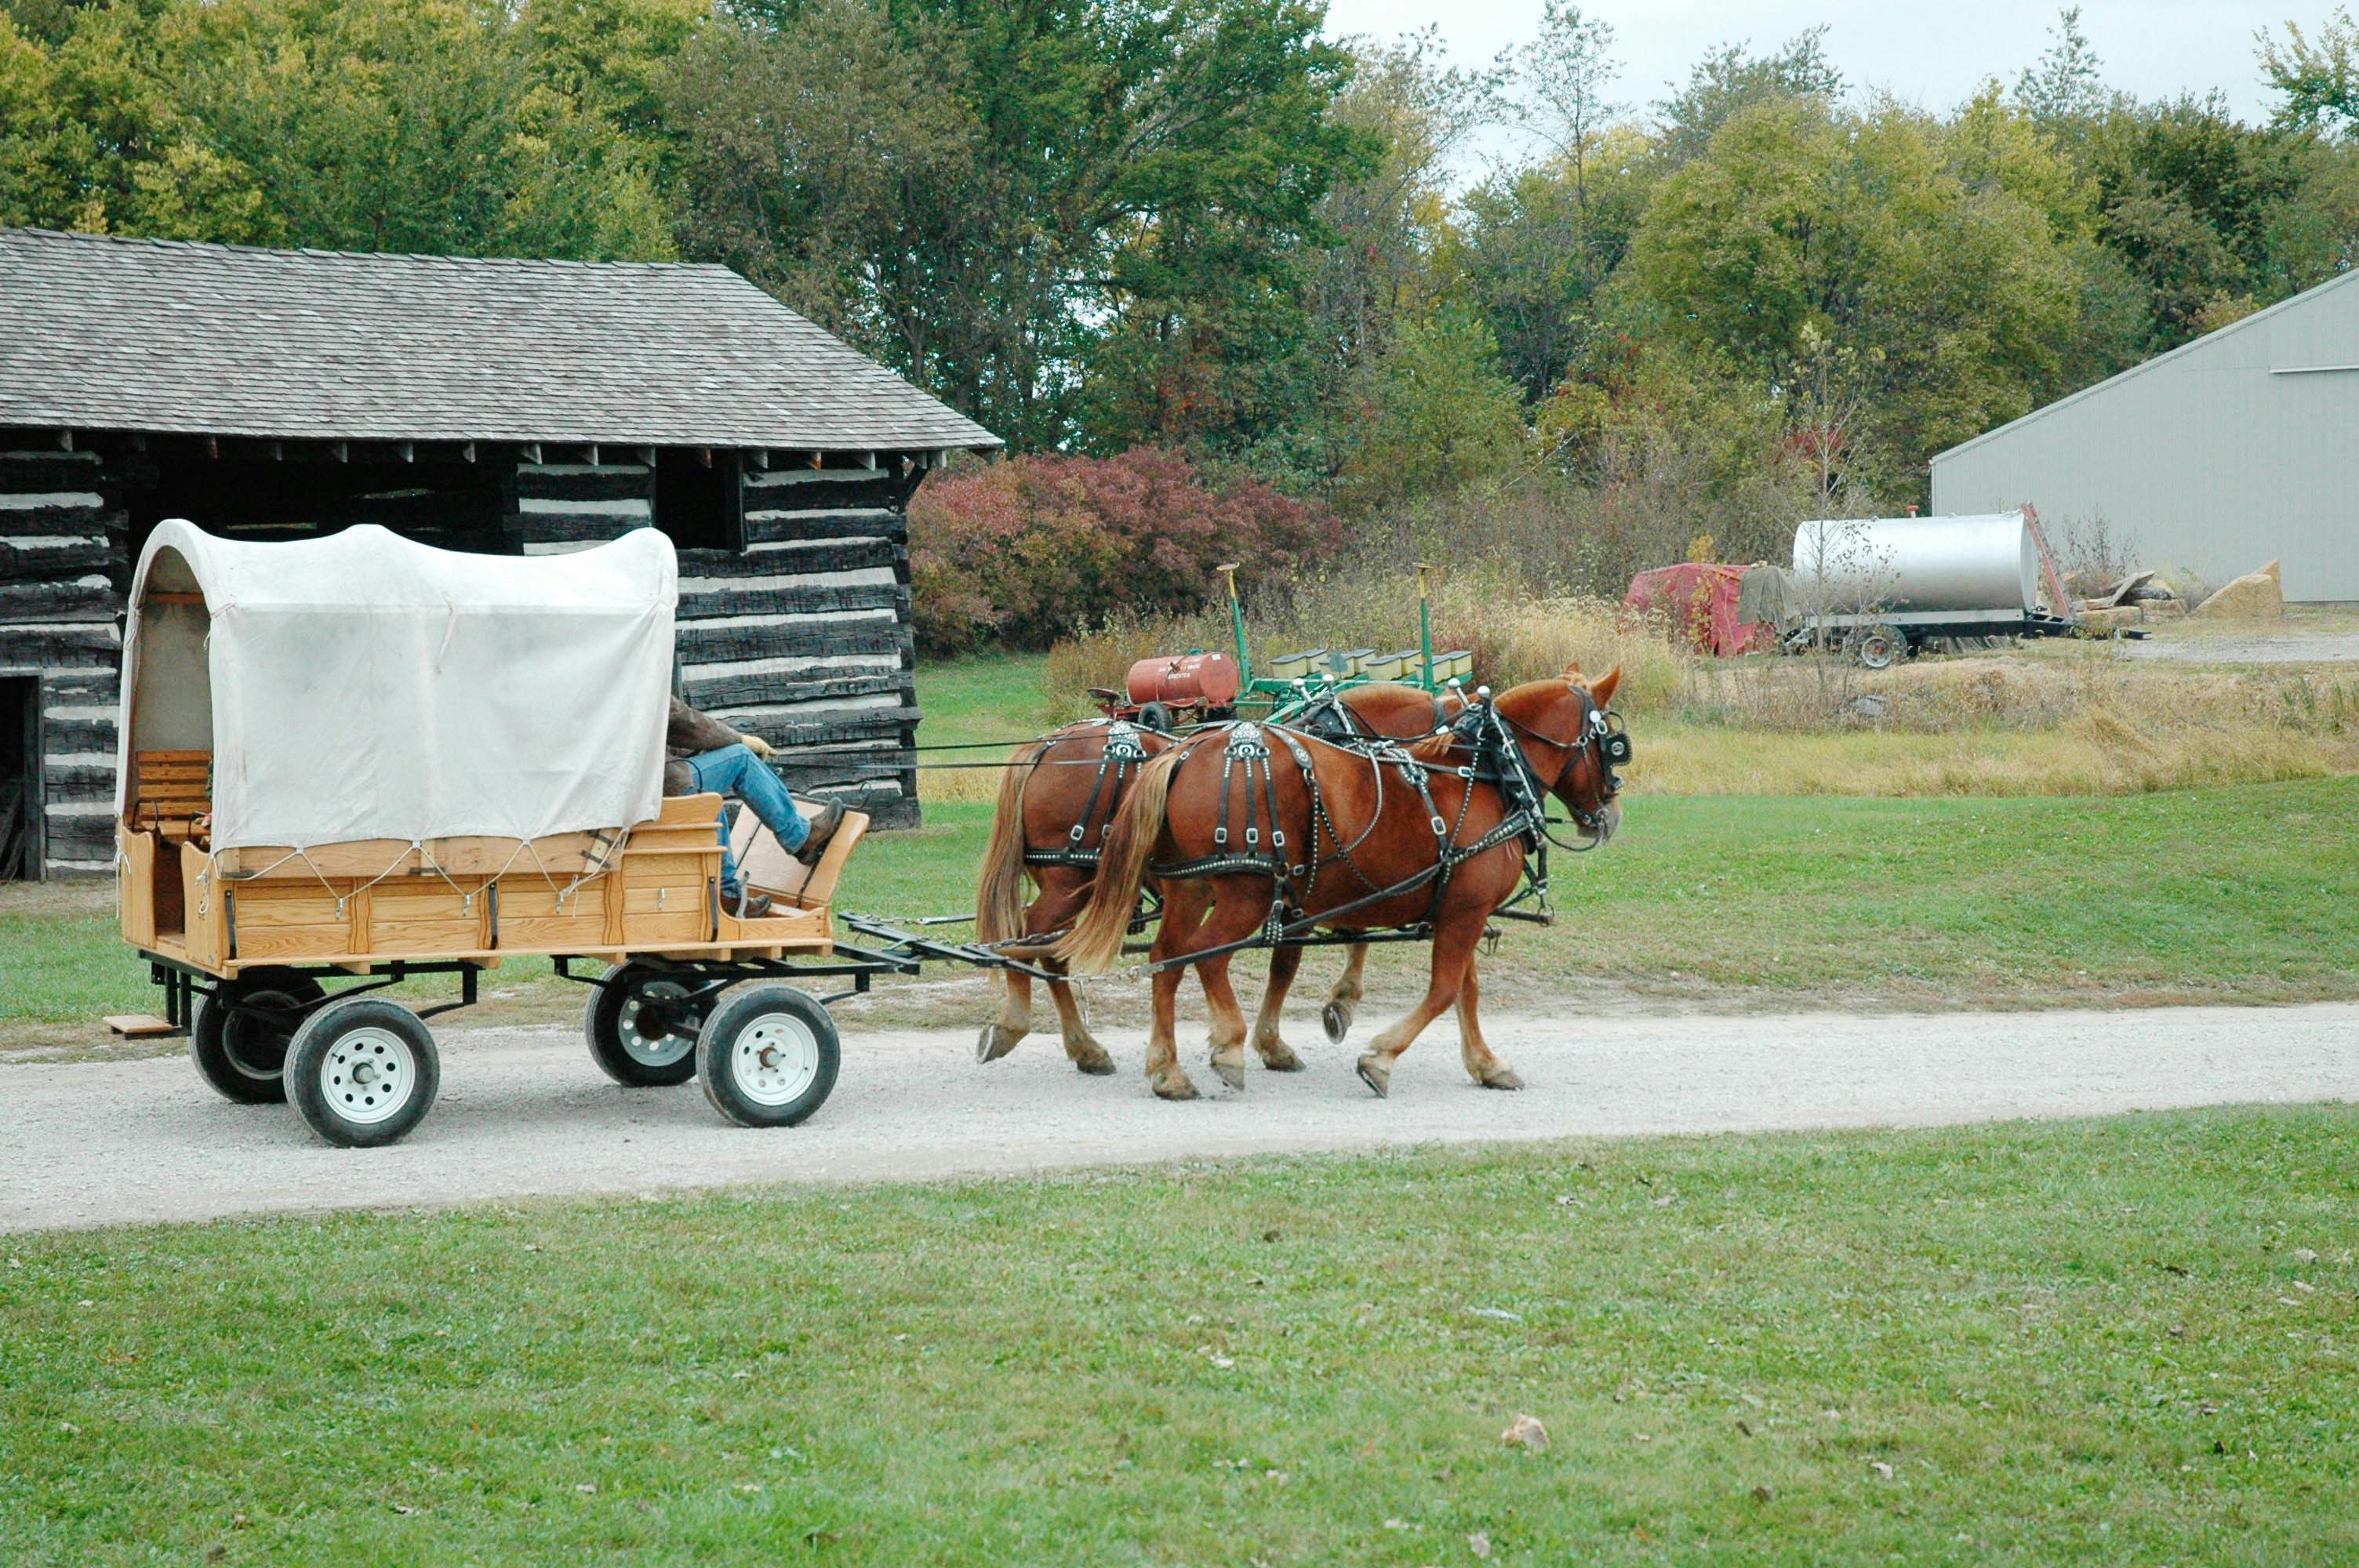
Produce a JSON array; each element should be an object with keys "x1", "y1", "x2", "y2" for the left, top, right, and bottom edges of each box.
[{"x1": 119, "y1": 752, "x2": 867, "y2": 980}]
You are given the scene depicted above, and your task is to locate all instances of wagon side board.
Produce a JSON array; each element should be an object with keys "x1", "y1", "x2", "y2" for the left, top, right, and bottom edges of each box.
[{"x1": 119, "y1": 793, "x2": 869, "y2": 980}]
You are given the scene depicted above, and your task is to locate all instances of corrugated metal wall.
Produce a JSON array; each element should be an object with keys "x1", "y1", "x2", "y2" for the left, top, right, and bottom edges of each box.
[{"x1": 1930, "y1": 270, "x2": 2359, "y2": 601}]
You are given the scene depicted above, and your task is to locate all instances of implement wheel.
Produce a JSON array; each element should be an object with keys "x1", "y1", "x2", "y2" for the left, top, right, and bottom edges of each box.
[
  {"x1": 583, "y1": 964, "x2": 701, "y2": 1087},
  {"x1": 1851, "y1": 623, "x2": 1908, "y2": 670},
  {"x1": 285, "y1": 997, "x2": 440, "y2": 1149},
  {"x1": 696, "y1": 984, "x2": 840, "y2": 1129},
  {"x1": 189, "y1": 968, "x2": 325, "y2": 1104}
]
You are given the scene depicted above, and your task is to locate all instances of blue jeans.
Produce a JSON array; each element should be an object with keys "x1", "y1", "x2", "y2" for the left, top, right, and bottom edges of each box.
[{"x1": 685, "y1": 744, "x2": 809, "y2": 898}]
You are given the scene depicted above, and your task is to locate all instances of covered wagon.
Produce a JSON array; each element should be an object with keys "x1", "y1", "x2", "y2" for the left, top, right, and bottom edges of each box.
[{"x1": 116, "y1": 521, "x2": 868, "y2": 1145}]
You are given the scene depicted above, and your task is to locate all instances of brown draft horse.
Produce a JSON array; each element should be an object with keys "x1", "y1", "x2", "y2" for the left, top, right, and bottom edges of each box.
[
  {"x1": 1056, "y1": 667, "x2": 1623, "y2": 1099},
  {"x1": 972, "y1": 683, "x2": 1467, "y2": 1077}
]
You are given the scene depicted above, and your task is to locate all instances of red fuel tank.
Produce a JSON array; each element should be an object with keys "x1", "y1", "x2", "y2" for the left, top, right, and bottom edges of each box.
[{"x1": 1125, "y1": 652, "x2": 1242, "y2": 709}]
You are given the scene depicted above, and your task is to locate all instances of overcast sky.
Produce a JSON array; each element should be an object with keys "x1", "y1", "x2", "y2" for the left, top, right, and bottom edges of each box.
[{"x1": 1323, "y1": 0, "x2": 2310, "y2": 134}]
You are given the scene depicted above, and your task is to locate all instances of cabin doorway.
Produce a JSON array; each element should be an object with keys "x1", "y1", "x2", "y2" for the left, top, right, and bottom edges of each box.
[{"x1": 0, "y1": 676, "x2": 39, "y2": 880}]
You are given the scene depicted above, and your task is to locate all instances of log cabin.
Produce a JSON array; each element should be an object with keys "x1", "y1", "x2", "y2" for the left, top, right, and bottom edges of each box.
[{"x1": 0, "y1": 227, "x2": 1000, "y2": 878}]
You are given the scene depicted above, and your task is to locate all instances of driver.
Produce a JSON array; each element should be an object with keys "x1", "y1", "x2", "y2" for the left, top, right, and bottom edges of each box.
[{"x1": 665, "y1": 698, "x2": 846, "y2": 919}]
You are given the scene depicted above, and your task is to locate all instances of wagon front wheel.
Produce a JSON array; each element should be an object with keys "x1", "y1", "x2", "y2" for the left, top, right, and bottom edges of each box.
[
  {"x1": 285, "y1": 997, "x2": 440, "y2": 1148},
  {"x1": 189, "y1": 968, "x2": 325, "y2": 1104},
  {"x1": 696, "y1": 984, "x2": 839, "y2": 1128},
  {"x1": 584, "y1": 964, "x2": 701, "y2": 1087}
]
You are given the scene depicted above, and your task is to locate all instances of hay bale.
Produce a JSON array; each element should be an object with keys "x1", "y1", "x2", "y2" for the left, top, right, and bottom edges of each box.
[
  {"x1": 2076, "y1": 605, "x2": 2143, "y2": 630},
  {"x1": 2194, "y1": 560, "x2": 2283, "y2": 620}
]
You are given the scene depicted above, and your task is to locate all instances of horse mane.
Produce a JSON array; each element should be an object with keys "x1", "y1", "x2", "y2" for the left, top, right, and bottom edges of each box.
[{"x1": 1407, "y1": 731, "x2": 1458, "y2": 763}]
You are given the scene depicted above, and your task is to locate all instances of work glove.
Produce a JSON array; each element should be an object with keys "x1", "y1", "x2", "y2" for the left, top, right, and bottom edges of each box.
[{"x1": 740, "y1": 734, "x2": 776, "y2": 760}]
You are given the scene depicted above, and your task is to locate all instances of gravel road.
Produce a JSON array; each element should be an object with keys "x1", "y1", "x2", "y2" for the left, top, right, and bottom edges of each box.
[
  {"x1": 5, "y1": 1004, "x2": 2354, "y2": 1233},
  {"x1": 2125, "y1": 631, "x2": 2359, "y2": 662}
]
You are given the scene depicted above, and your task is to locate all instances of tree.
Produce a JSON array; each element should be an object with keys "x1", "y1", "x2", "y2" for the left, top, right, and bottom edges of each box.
[
  {"x1": 1334, "y1": 303, "x2": 1529, "y2": 510},
  {"x1": 674, "y1": 0, "x2": 1367, "y2": 452},
  {"x1": 1652, "y1": 27, "x2": 1842, "y2": 168},
  {"x1": 1516, "y1": 1, "x2": 1619, "y2": 207},
  {"x1": 663, "y1": 1, "x2": 982, "y2": 361},
  {"x1": 1625, "y1": 96, "x2": 2081, "y2": 498},
  {"x1": 2087, "y1": 94, "x2": 2304, "y2": 350},
  {"x1": 2259, "y1": 5, "x2": 2359, "y2": 134},
  {"x1": 1456, "y1": 128, "x2": 1651, "y2": 401},
  {"x1": 1, "y1": 0, "x2": 674, "y2": 256},
  {"x1": 2016, "y1": 5, "x2": 2107, "y2": 129}
]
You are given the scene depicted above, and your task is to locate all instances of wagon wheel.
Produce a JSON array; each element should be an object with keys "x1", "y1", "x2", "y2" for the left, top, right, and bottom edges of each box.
[
  {"x1": 285, "y1": 997, "x2": 441, "y2": 1149},
  {"x1": 583, "y1": 964, "x2": 702, "y2": 1087},
  {"x1": 1850, "y1": 623, "x2": 1908, "y2": 670},
  {"x1": 696, "y1": 984, "x2": 841, "y2": 1129},
  {"x1": 188, "y1": 968, "x2": 326, "y2": 1104},
  {"x1": 1137, "y1": 701, "x2": 1174, "y2": 733}
]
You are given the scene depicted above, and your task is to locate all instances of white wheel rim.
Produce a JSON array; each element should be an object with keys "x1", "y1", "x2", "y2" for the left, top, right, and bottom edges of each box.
[
  {"x1": 731, "y1": 1013, "x2": 820, "y2": 1107},
  {"x1": 618, "y1": 982, "x2": 693, "y2": 1067},
  {"x1": 322, "y1": 1027, "x2": 419, "y2": 1126}
]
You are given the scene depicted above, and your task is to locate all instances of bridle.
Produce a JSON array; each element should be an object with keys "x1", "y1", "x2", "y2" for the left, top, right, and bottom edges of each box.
[{"x1": 1491, "y1": 683, "x2": 1630, "y2": 851}]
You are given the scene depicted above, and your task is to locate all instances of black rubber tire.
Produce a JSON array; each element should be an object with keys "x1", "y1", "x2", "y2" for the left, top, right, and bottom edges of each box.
[
  {"x1": 187, "y1": 969, "x2": 325, "y2": 1104},
  {"x1": 696, "y1": 984, "x2": 841, "y2": 1129},
  {"x1": 583, "y1": 964, "x2": 701, "y2": 1087},
  {"x1": 1137, "y1": 701, "x2": 1173, "y2": 733},
  {"x1": 285, "y1": 997, "x2": 441, "y2": 1149},
  {"x1": 1852, "y1": 624, "x2": 1908, "y2": 670}
]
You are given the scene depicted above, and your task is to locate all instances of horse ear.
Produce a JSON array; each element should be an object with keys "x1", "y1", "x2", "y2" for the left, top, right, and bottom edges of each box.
[
  {"x1": 1587, "y1": 666, "x2": 1622, "y2": 707},
  {"x1": 1561, "y1": 659, "x2": 1583, "y2": 677}
]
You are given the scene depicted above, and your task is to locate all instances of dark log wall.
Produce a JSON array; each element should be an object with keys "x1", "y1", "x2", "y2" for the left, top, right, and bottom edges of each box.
[
  {"x1": 522, "y1": 455, "x2": 924, "y2": 829},
  {"x1": 0, "y1": 443, "x2": 932, "y2": 878},
  {"x1": 0, "y1": 445, "x2": 125, "y2": 877}
]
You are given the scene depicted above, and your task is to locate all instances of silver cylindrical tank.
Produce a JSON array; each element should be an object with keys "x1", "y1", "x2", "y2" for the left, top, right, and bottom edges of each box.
[{"x1": 1788, "y1": 514, "x2": 2038, "y2": 615}]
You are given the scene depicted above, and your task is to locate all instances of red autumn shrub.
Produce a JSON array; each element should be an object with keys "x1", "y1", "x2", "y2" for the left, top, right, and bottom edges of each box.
[{"x1": 907, "y1": 448, "x2": 1342, "y2": 655}]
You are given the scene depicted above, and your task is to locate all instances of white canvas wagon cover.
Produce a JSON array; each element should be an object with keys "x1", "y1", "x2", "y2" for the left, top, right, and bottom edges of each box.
[{"x1": 119, "y1": 520, "x2": 678, "y2": 853}]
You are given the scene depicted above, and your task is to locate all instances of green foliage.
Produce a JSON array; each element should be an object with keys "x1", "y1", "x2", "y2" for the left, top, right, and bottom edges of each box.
[
  {"x1": 0, "y1": 0, "x2": 671, "y2": 255},
  {"x1": 1651, "y1": 25, "x2": 1843, "y2": 168},
  {"x1": 13, "y1": 0, "x2": 2359, "y2": 576},
  {"x1": 2259, "y1": 5, "x2": 2359, "y2": 134},
  {"x1": 1331, "y1": 303, "x2": 1530, "y2": 510},
  {"x1": 1624, "y1": 97, "x2": 2079, "y2": 500}
]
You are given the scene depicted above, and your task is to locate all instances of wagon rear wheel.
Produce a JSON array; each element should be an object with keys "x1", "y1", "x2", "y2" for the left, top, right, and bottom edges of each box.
[
  {"x1": 285, "y1": 997, "x2": 440, "y2": 1148},
  {"x1": 189, "y1": 969, "x2": 325, "y2": 1104},
  {"x1": 583, "y1": 964, "x2": 701, "y2": 1087},
  {"x1": 696, "y1": 984, "x2": 840, "y2": 1128}
]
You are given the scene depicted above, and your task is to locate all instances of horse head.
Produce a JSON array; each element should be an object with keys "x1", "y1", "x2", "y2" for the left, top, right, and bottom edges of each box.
[{"x1": 1498, "y1": 662, "x2": 1626, "y2": 844}]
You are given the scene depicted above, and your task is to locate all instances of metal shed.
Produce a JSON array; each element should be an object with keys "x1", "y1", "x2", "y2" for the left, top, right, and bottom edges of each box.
[
  {"x1": 1929, "y1": 268, "x2": 2359, "y2": 604},
  {"x1": 0, "y1": 227, "x2": 1001, "y2": 878}
]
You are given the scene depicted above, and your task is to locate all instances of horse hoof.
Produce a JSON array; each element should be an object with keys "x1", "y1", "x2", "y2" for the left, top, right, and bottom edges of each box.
[
  {"x1": 1478, "y1": 1066, "x2": 1525, "y2": 1091},
  {"x1": 976, "y1": 1023, "x2": 1020, "y2": 1064},
  {"x1": 1210, "y1": 1055, "x2": 1246, "y2": 1091},
  {"x1": 1354, "y1": 1054, "x2": 1390, "y2": 1098},
  {"x1": 1070, "y1": 1044, "x2": 1117, "y2": 1076},
  {"x1": 1152, "y1": 1073, "x2": 1201, "y2": 1102},
  {"x1": 1321, "y1": 1001, "x2": 1353, "y2": 1044},
  {"x1": 1257, "y1": 1040, "x2": 1305, "y2": 1073}
]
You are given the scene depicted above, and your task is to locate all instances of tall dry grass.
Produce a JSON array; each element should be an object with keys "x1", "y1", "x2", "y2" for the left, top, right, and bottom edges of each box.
[{"x1": 1035, "y1": 560, "x2": 2359, "y2": 798}]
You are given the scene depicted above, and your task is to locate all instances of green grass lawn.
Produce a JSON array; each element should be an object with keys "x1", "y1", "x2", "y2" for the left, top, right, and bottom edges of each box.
[{"x1": 4, "y1": 1107, "x2": 2354, "y2": 1564}]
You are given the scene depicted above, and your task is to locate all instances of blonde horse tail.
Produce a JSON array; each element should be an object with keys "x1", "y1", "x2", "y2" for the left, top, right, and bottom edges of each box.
[
  {"x1": 1056, "y1": 747, "x2": 1183, "y2": 975},
  {"x1": 975, "y1": 739, "x2": 1049, "y2": 946}
]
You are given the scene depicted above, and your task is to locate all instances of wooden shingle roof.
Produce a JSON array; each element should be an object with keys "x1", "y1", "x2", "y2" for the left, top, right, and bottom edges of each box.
[{"x1": 0, "y1": 227, "x2": 1000, "y2": 452}]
